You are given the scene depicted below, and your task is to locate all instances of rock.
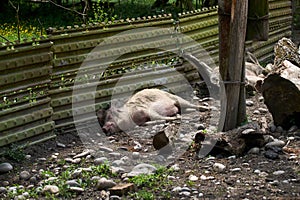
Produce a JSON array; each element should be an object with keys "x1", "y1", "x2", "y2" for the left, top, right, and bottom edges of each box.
[
  {"x1": 112, "y1": 160, "x2": 125, "y2": 167},
  {"x1": 264, "y1": 150, "x2": 279, "y2": 160},
  {"x1": 242, "y1": 128, "x2": 256, "y2": 135},
  {"x1": 189, "y1": 175, "x2": 198, "y2": 181},
  {"x1": 258, "y1": 108, "x2": 268, "y2": 113},
  {"x1": 246, "y1": 100, "x2": 254, "y2": 106},
  {"x1": 200, "y1": 175, "x2": 214, "y2": 180},
  {"x1": 269, "y1": 124, "x2": 277, "y2": 133},
  {"x1": 69, "y1": 187, "x2": 84, "y2": 193},
  {"x1": 196, "y1": 123, "x2": 205, "y2": 130},
  {"x1": 153, "y1": 131, "x2": 169, "y2": 150},
  {"x1": 66, "y1": 180, "x2": 81, "y2": 187},
  {"x1": 254, "y1": 169, "x2": 261, "y2": 174},
  {"x1": 273, "y1": 170, "x2": 285, "y2": 175},
  {"x1": 96, "y1": 177, "x2": 117, "y2": 190},
  {"x1": 99, "y1": 146, "x2": 114, "y2": 153},
  {"x1": 0, "y1": 187, "x2": 7, "y2": 194},
  {"x1": 230, "y1": 168, "x2": 241, "y2": 172},
  {"x1": 276, "y1": 126, "x2": 284, "y2": 133},
  {"x1": 288, "y1": 125, "x2": 298, "y2": 132},
  {"x1": 265, "y1": 140, "x2": 285, "y2": 148},
  {"x1": 132, "y1": 152, "x2": 140, "y2": 159},
  {"x1": 180, "y1": 191, "x2": 191, "y2": 196},
  {"x1": 42, "y1": 185, "x2": 59, "y2": 194},
  {"x1": 0, "y1": 163, "x2": 13, "y2": 173},
  {"x1": 181, "y1": 187, "x2": 191, "y2": 192},
  {"x1": 257, "y1": 74, "x2": 300, "y2": 129},
  {"x1": 127, "y1": 164, "x2": 157, "y2": 177},
  {"x1": 94, "y1": 157, "x2": 108, "y2": 165},
  {"x1": 110, "y1": 195, "x2": 122, "y2": 200},
  {"x1": 109, "y1": 183, "x2": 135, "y2": 196},
  {"x1": 248, "y1": 147, "x2": 260, "y2": 154},
  {"x1": 19, "y1": 171, "x2": 31, "y2": 180},
  {"x1": 56, "y1": 142, "x2": 66, "y2": 148},
  {"x1": 213, "y1": 163, "x2": 226, "y2": 172},
  {"x1": 253, "y1": 110, "x2": 260, "y2": 115},
  {"x1": 172, "y1": 186, "x2": 182, "y2": 193},
  {"x1": 170, "y1": 164, "x2": 180, "y2": 171},
  {"x1": 73, "y1": 150, "x2": 90, "y2": 159}
]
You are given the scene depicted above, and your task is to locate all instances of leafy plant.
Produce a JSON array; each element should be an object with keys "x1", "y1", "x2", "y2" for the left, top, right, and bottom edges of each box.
[{"x1": 4, "y1": 144, "x2": 26, "y2": 162}]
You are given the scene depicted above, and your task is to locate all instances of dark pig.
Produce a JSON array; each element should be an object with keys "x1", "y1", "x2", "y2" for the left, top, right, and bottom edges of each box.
[{"x1": 97, "y1": 88, "x2": 209, "y2": 135}]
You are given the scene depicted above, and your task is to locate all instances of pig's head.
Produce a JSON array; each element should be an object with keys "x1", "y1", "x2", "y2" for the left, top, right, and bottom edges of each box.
[{"x1": 96, "y1": 107, "x2": 121, "y2": 135}]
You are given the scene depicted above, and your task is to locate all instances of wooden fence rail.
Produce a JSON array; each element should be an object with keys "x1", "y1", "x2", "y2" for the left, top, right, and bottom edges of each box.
[{"x1": 0, "y1": 0, "x2": 293, "y2": 150}]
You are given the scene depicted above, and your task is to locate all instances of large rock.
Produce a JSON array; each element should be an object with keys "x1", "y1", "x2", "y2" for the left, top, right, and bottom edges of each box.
[{"x1": 257, "y1": 74, "x2": 300, "y2": 129}]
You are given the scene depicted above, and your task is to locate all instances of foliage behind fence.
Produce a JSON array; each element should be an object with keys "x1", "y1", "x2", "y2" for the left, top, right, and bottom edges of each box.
[{"x1": 0, "y1": 0, "x2": 293, "y2": 150}]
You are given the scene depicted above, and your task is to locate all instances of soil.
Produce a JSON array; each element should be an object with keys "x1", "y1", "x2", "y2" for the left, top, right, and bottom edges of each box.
[{"x1": 0, "y1": 92, "x2": 299, "y2": 200}]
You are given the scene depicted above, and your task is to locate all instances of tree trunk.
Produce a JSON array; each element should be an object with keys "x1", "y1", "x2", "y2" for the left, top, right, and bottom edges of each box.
[{"x1": 218, "y1": 0, "x2": 248, "y2": 131}]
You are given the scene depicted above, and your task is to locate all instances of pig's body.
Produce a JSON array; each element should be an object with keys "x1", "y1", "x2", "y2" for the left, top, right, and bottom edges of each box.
[{"x1": 97, "y1": 89, "x2": 208, "y2": 134}]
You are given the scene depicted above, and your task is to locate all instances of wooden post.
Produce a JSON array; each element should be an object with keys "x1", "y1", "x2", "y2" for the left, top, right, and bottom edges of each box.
[{"x1": 218, "y1": 0, "x2": 248, "y2": 131}]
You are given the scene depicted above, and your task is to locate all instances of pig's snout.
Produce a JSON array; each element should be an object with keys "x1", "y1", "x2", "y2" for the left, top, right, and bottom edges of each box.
[{"x1": 103, "y1": 121, "x2": 118, "y2": 135}]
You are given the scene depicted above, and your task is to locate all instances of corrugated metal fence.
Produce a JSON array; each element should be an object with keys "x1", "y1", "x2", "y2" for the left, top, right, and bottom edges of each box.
[{"x1": 0, "y1": 0, "x2": 293, "y2": 150}]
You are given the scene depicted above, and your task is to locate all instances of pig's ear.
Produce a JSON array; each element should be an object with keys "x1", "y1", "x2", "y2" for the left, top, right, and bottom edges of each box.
[{"x1": 96, "y1": 109, "x2": 107, "y2": 126}]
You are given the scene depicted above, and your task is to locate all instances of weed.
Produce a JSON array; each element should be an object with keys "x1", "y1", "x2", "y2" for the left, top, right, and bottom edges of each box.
[{"x1": 4, "y1": 144, "x2": 26, "y2": 162}]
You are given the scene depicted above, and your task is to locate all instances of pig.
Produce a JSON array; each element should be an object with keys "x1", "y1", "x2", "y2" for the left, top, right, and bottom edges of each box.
[{"x1": 97, "y1": 88, "x2": 209, "y2": 135}]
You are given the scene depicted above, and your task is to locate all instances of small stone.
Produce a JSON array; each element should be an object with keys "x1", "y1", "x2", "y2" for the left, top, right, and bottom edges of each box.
[
  {"x1": 254, "y1": 169, "x2": 261, "y2": 174},
  {"x1": 112, "y1": 160, "x2": 125, "y2": 167},
  {"x1": 180, "y1": 191, "x2": 191, "y2": 196},
  {"x1": 273, "y1": 170, "x2": 285, "y2": 175},
  {"x1": 269, "y1": 124, "x2": 277, "y2": 133},
  {"x1": 172, "y1": 186, "x2": 182, "y2": 192},
  {"x1": 96, "y1": 178, "x2": 116, "y2": 190},
  {"x1": 276, "y1": 126, "x2": 284, "y2": 133},
  {"x1": 253, "y1": 110, "x2": 260, "y2": 115},
  {"x1": 56, "y1": 142, "x2": 66, "y2": 148},
  {"x1": 196, "y1": 123, "x2": 205, "y2": 130},
  {"x1": 132, "y1": 152, "x2": 140, "y2": 159},
  {"x1": 265, "y1": 140, "x2": 285, "y2": 148},
  {"x1": 108, "y1": 152, "x2": 121, "y2": 157},
  {"x1": 110, "y1": 195, "x2": 121, "y2": 200},
  {"x1": 264, "y1": 150, "x2": 279, "y2": 160},
  {"x1": 258, "y1": 108, "x2": 268, "y2": 113},
  {"x1": 19, "y1": 171, "x2": 31, "y2": 180},
  {"x1": 0, "y1": 187, "x2": 7, "y2": 194},
  {"x1": 242, "y1": 128, "x2": 256, "y2": 135},
  {"x1": 213, "y1": 163, "x2": 226, "y2": 172},
  {"x1": 42, "y1": 185, "x2": 59, "y2": 194},
  {"x1": 230, "y1": 168, "x2": 241, "y2": 172},
  {"x1": 0, "y1": 163, "x2": 13, "y2": 173},
  {"x1": 109, "y1": 183, "x2": 135, "y2": 196},
  {"x1": 228, "y1": 155, "x2": 236, "y2": 159},
  {"x1": 99, "y1": 146, "x2": 114, "y2": 153},
  {"x1": 288, "y1": 125, "x2": 298, "y2": 132},
  {"x1": 246, "y1": 100, "x2": 254, "y2": 106},
  {"x1": 72, "y1": 158, "x2": 81, "y2": 164},
  {"x1": 73, "y1": 150, "x2": 90, "y2": 159},
  {"x1": 181, "y1": 187, "x2": 191, "y2": 192},
  {"x1": 189, "y1": 175, "x2": 198, "y2": 181},
  {"x1": 200, "y1": 175, "x2": 214, "y2": 180},
  {"x1": 170, "y1": 164, "x2": 180, "y2": 171},
  {"x1": 248, "y1": 147, "x2": 260, "y2": 154},
  {"x1": 258, "y1": 96, "x2": 264, "y2": 102},
  {"x1": 94, "y1": 157, "x2": 108, "y2": 165},
  {"x1": 66, "y1": 180, "x2": 81, "y2": 187},
  {"x1": 127, "y1": 164, "x2": 157, "y2": 177},
  {"x1": 69, "y1": 186, "x2": 84, "y2": 193}
]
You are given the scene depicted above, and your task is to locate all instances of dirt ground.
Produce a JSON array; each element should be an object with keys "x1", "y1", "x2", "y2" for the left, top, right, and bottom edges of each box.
[{"x1": 0, "y1": 91, "x2": 299, "y2": 200}]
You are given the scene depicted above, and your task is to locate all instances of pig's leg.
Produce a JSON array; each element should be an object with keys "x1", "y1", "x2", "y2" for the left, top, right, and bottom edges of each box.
[
  {"x1": 169, "y1": 94, "x2": 210, "y2": 112},
  {"x1": 148, "y1": 101, "x2": 180, "y2": 121}
]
